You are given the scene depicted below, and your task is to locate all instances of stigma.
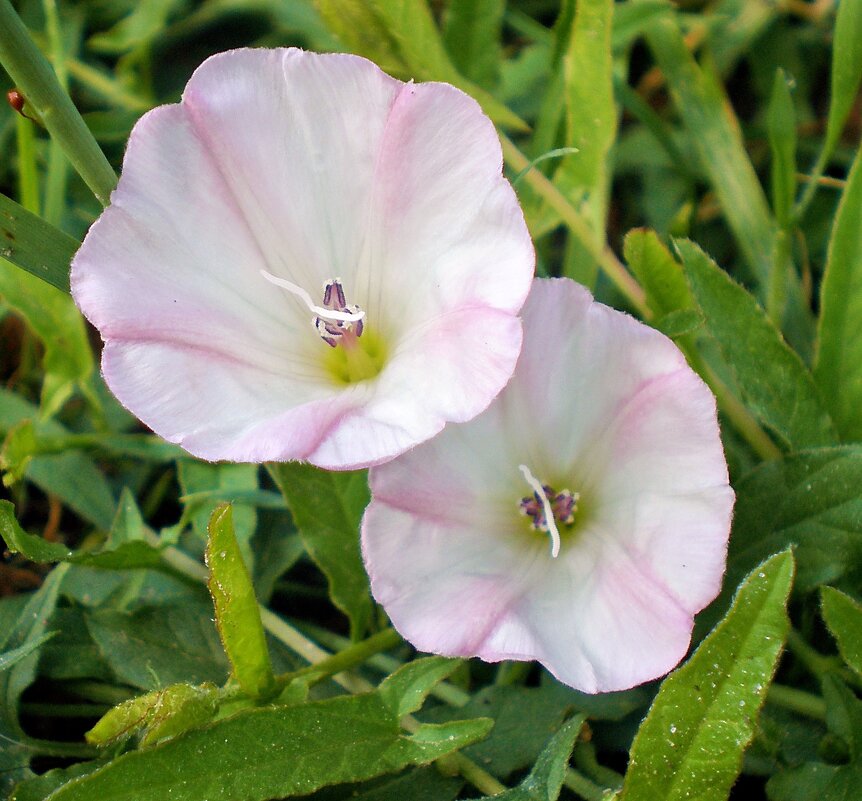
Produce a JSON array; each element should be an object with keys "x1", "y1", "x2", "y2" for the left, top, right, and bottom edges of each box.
[
  {"x1": 260, "y1": 270, "x2": 365, "y2": 347},
  {"x1": 518, "y1": 464, "x2": 579, "y2": 558}
]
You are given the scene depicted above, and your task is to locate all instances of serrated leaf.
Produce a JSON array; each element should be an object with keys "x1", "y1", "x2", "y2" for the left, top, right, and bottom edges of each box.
[
  {"x1": 44, "y1": 685, "x2": 492, "y2": 801},
  {"x1": 821, "y1": 586, "x2": 862, "y2": 677},
  {"x1": 620, "y1": 551, "x2": 795, "y2": 801},
  {"x1": 678, "y1": 239, "x2": 837, "y2": 450},
  {"x1": 270, "y1": 463, "x2": 372, "y2": 640},
  {"x1": 814, "y1": 144, "x2": 862, "y2": 441},
  {"x1": 725, "y1": 446, "x2": 862, "y2": 599},
  {"x1": 464, "y1": 715, "x2": 585, "y2": 801},
  {"x1": 205, "y1": 504, "x2": 275, "y2": 699},
  {"x1": 823, "y1": 0, "x2": 862, "y2": 160}
]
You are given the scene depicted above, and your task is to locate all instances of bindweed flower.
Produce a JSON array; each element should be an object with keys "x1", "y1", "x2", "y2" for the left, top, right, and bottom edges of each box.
[
  {"x1": 71, "y1": 48, "x2": 533, "y2": 469},
  {"x1": 362, "y1": 278, "x2": 734, "y2": 693}
]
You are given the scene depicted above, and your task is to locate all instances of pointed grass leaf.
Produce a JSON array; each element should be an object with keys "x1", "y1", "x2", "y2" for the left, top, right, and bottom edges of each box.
[
  {"x1": 0, "y1": 192, "x2": 77, "y2": 292},
  {"x1": 205, "y1": 504, "x2": 275, "y2": 699},
  {"x1": 678, "y1": 239, "x2": 837, "y2": 450},
  {"x1": 645, "y1": 16, "x2": 775, "y2": 284},
  {"x1": 0, "y1": 633, "x2": 56, "y2": 674},
  {"x1": 814, "y1": 145, "x2": 862, "y2": 442},
  {"x1": 821, "y1": 586, "x2": 862, "y2": 677},
  {"x1": 270, "y1": 463, "x2": 373, "y2": 640},
  {"x1": 464, "y1": 714, "x2": 585, "y2": 801},
  {"x1": 620, "y1": 550, "x2": 795, "y2": 801},
  {"x1": 824, "y1": 0, "x2": 862, "y2": 160},
  {"x1": 44, "y1": 683, "x2": 493, "y2": 801},
  {"x1": 555, "y1": 0, "x2": 615, "y2": 287},
  {"x1": 767, "y1": 69, "x2": 797, "y2": 227},
  {"x1": 443, "y1": 0, "x2": 504, "y2": 89}
]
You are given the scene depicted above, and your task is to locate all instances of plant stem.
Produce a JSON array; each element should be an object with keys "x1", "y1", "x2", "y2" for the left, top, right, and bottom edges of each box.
[
  {"x1": 787, "y1": 628, "x2": 834, "y2": 677},
  {"x1": 41, "y1": 0, "x2": 70, "y2": 226},
  {"x1": 0, "y1": 0, "x2": 116, "y2": 205},
  {"x1": 499, "y1": 133, "x2": 650, "y2": 319},
  {"x1": 151, "y1": 535, "x2": 506, "y2": 795},
  {"x1": 275, "y1": 628, "x2": 402, "y2": 688},
  {"x1": 563, "y1": 768, "x2": 610, "y2": 801},
  {"x1": 767, "y1": 683, "x2": 826, "y2": 721}
]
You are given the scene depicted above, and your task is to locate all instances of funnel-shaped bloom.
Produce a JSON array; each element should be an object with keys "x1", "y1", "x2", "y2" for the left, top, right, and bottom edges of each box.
[
  {"x1": 362, "y1": 279, "x2": 734, "y2": 692},
  {"x1": 72, "y1": 48, "x2": 533, "y2": 469}
]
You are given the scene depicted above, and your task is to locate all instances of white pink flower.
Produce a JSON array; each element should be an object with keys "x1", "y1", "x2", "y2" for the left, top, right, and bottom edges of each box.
[
  {"x1": 71, "y1": 48, "x2": 533, "y2": 469},
  {"x1": 362, "y1": 278, "x2": 734, "y2": 692}
]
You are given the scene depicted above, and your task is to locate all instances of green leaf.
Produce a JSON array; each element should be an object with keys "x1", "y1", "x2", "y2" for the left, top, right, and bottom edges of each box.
[
  {"x1": 814, "y1": 144, "x2": 862, "y2": 441},
  {"x1": 620, "y1": 551, "x2": 795, "y2": 801},
  {"x1": 0, "y1": 258, "x2": 93, "y2": 417},
  {"x1": 44, "y1": 682, "x2": 492, "y2": 801},
  {"x1": 554, "y1": 0, "x2": 615, "y2": 288},
  {"x1": 767, "y1": 69, "x2": 797, "y2": 227},
  {"x1": 0, "y1": 499, "x2": 166, "y2": 572},
  {"x1": 727, "y1": 446, "x2": 862, "y2": 598},
  {"x1": 645, "y1": 15, "x2": 775, "y2": 284},
  {"x1": 823, "y1": 0, "x2": 862, "y2": 161},
  {"x1": 0, "y1": 193, "x2": 77, "y2": 292},
  {"x1": 464, "y1": 715, "x2": 585, "y2": 801},
  {"x1": 0, "y1": 632, "x2": 56, "y2": 674},
  {"x1": 766, "y1": 677, "x2": 862, "y2": 801},
  {"x1": 654, "y1": 308, "x2": 704, "y2": 339},
  {"x1": 821, "y1": 586, "x2": 862, "y2": 676},
  {"x1": 86, "y1": 682, "x2": 219, "y2": 747},
  {"x1": 678, "y1": 239, "x2": 837, "y2": 450},
  {"x1": 378, "y1": 656, "x2": 462, "y2": 718},
  {"x1": 443, "y1": 0, "x2": 504, "y2": 89},
  {"x1": 623, "y1": 228, "x2": 694, "y2": 318},
  {"x1": 270, "y1": 463, "x2": 373, "y2": 640},
  {"x1": 85, "y1": 603, "x2": 229, "y2": 690},
  {"x1": 205, "y1": 504, "x2": 275, "y2": 699}
]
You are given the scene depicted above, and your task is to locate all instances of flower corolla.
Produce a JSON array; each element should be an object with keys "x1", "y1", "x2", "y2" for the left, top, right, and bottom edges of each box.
[
  {"x1": 71, "y1": 48, "x2": 533, "y2": 469},
  {"x1": 362, "y1": 278, "x2": 734, "y2": 692}
]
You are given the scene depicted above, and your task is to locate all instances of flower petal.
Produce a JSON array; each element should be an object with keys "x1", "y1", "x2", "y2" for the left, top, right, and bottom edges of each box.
[
  {"x1": 72, "y1": 48, "x2": 533, "y2": 467},
  {"x1": 363, "y1": 277, "x2": 733, "y2": 691}
]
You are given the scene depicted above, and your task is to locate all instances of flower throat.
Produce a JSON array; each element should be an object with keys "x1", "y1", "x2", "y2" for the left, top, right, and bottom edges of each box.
[{"x1": 261, "y1": 270, "x2": 386, "y2": 384}]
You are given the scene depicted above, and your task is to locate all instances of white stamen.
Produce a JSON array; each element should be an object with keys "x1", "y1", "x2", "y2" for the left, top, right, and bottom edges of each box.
[
  {"x1": 260, "y1": 270, "x2": 365, "y2": 323},
  {"x1": 518, "y1": 464, "x2": 561, "y2": 558}
]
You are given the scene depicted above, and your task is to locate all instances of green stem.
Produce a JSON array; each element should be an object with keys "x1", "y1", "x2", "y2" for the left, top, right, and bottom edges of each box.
[
  {"x1": 563, "y1": 767, "x2": 609, "y2": 801},
  {"x1": 494, "y1": 660, "x2": 531, "y2": 686},
  {"x1": 15, "y1": 115, "x2": 40, "y2": 214},
  {"x1": 793, "y1": 149, "x2": 829, "y2": 224},
  {"x1": 787, "y1": 628, "x2": 834, "y2": 677},
  {"x1": 26, "y1": 738, "x2": 99, "y2": 759},
  {"x1": 766, "y1": 228, "x2": 792, "y2": 325},
  {"x1": 767, "y1": 683, "x2": 826, "y2": 721},
  {"x1": 499, "y1": 132, "x2": 650, "y2": 319},
  {"x1": 150, "y1": 535, "x2": 501, "y2": 795},
  {"x1": 65, "y1": 57, "x2": 151, "y2": 111},
  {"x1": 573, "y1": 741, "x2": 624, "y2": 790},
  {"x1": 275, "y1": 629, "x2": 402, "y2": 689},
  {"x1": 0, "y1": 0, "x2": 116, "y2": 205},
  {"x1": 435, "y1": 752, "x2": 507, "y2": 796},
  {"x1": 41, "y1": 0, "x2": 70, "y2": 226}
]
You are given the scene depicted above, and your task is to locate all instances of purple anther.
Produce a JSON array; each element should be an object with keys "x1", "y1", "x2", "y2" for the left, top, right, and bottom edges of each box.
[{"x1": 518, "y1": 483, "x2": 577, "y2": 533}]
